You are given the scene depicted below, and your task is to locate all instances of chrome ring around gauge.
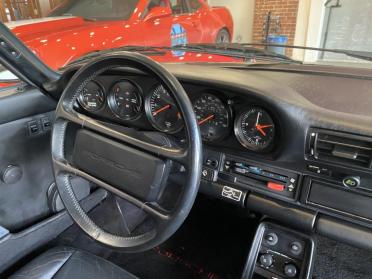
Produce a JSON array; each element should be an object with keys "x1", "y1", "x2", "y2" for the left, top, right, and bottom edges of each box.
[
  {"x1": 145, "y1": 84, "x2": 183, "y2": 133},
  {"x1": 193, "y1": 93, "x2": 230, "y2": 142},
  {"x1": 234, "y1": 106, "x2": 275, "y2": 151},
  {"x1": 108, "y1": 79, "x2": 143, "y2": 120},
  {"x1": 77, "y1": 80, "x2": 105, "y2": 112}
]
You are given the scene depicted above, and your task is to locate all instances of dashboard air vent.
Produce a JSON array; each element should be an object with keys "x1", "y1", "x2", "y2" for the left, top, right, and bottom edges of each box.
[{"x1": 307, "y1": 129, "x2": 372, "y2": 169}]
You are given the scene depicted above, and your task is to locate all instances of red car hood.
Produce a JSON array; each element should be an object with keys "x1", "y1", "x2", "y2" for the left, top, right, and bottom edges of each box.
[
  {"x1": 6, "y1": 16, "x2": 242, "y2": 68},
  {"x1": 6, "y1": 16, "x2": 139, "y2": 69},
  {"x1": 6, "y1": 16, "x2": 95, "y2": 42}
]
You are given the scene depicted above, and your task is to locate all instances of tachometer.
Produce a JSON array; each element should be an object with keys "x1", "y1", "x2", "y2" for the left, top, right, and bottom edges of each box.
[
  {"x1": 193, "y1": 93, "x2": 230, "y2": 142},
  {"x1": 145, "y1": 84, "x2": 183, "y2": 133},
  {"x1": 108, "y1": 79, "x2": 142, "y2": 120},
  {"x1": 234, "y1": 107, "x2": 275, "y2": 151},
  {"x1": 78, "y1": 80, "x2": 105, "y2": 112}
]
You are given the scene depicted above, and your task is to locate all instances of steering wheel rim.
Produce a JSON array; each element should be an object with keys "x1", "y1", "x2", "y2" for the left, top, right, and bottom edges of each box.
[{"x1": 51, "y1": 52, "x2": 202, "y2": 252}]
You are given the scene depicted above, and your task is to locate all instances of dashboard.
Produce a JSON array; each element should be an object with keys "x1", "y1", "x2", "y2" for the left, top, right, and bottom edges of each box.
[
  {"x1": 65, "y1": 61, "x2": 372, "y2": 251},
  {"x1": 75, "y1": 75, "x2": 278, "y2": 153}
]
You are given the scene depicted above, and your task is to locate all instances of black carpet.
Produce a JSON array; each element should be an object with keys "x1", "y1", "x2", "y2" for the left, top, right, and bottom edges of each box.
[
  {"x1": 55, "y1": 195, "x2": 259, "y2": 279},
  {"x1": 313, "y1": 235, "x2": 372, "y2": 279}
]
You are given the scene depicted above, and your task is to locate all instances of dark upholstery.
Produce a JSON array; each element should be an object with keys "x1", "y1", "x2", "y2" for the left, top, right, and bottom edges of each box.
[{"x1": 9, "y1": 247, "x2": 138, "y2": 279}]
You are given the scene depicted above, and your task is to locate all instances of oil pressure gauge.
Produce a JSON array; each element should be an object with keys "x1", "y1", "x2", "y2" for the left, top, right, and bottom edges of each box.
[{"x1": 108, "y1": 79, "x2": 142, "y2": 120}]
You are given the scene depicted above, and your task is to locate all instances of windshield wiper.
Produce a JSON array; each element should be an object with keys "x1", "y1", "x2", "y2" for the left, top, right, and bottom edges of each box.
[
  {"x1": 63, "y1": 43, "x2": 301, "y2": 70},
  {"x1": 169, "y1": 43, "x2": 301, "y2": 64},
  {"x1": 242, "y1": 43, "x2": 372, "y2": 62}
]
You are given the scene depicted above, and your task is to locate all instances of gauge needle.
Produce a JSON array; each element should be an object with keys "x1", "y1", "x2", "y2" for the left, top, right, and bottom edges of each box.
[
  {"x1": 255, "y1": 112, "x2": 261, "y2": 126},
  {"x1": 198, "y1": 114, "x2": 215, "y2": 125},
  {"x1": 152, "y1": 104, "x2": 171, "y2": 116},
  {"x1": 256, "y1": 124, "x2": 273, "y2": 136}
]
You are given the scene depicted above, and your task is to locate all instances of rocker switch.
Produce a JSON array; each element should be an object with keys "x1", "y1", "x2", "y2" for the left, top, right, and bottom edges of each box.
[{"x1": 28, "y1": 120, "x2": 40, "y2": 135}]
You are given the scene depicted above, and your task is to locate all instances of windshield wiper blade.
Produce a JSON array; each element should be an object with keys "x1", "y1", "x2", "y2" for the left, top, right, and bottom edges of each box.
[
  {"x1": 169, "y1": 43, "x2": 302, "y2": 64},
  {"x1": 63, "y1": 43, "x2": 301, "y2": 70},
  {"x1": 242, "y1": 43, "x2": 372, "y2": 62},
  {"x1": 338, "y1": 50, "x2": 372, "y2": 62}
]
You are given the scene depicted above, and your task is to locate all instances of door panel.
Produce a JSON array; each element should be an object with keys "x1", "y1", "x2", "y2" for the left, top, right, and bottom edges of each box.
[
  {"x1": 0, "y1": 86, "x2": 56, "y2": 231},
  {"x1": 172, "y1": 13, "x2": 203, "y2": 44},
  {"x1": 144, "y1": 0, "x2": 203, "y2": 47}
]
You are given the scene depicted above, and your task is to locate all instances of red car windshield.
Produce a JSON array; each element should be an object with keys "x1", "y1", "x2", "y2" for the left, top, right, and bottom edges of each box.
[{"x1": 49, "y1": 0, "x2": 139, "y2": 20}]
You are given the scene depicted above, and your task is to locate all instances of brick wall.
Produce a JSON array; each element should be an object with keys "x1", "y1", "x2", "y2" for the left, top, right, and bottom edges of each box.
[{"x1": 252, "y1": 0, "x2": 299, "y2": 55}]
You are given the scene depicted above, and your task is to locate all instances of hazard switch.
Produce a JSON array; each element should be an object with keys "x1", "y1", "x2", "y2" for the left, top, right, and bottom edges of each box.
[{"x1": 267, "y1": 182, "x2": 285, "y2": 192}]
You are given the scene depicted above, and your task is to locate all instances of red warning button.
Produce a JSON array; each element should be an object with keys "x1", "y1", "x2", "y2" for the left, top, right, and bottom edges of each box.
[{"x1": 267, "y1": 182, "x2": 285, "y2": 192}]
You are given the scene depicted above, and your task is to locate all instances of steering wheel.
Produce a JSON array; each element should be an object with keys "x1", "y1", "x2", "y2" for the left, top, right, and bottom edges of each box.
[{"x1": 51, "y1": 52, "x2": 202, "y2": 251}]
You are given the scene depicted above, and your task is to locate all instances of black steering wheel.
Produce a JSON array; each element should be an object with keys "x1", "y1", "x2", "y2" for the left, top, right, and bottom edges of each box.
[{"x1": 51, "y1": 52, "x2": 202, "y2": 251}]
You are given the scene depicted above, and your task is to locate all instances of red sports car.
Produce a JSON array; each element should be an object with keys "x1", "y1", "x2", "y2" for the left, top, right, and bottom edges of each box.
[{"x1": 6, "y1": 0, "x2": 233, "y2": 70}]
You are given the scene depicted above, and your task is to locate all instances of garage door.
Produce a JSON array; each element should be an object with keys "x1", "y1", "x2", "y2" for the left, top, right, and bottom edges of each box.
[{"x1": 320, "y1": 0, "x2": 372, "y2": 61}]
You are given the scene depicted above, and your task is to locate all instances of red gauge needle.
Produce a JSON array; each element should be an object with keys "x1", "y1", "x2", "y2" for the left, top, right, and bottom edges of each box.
[
  {"x1": 152, "y1": 104, "x2": 171, "y2": 116},
  {"x1": 198, "y1": 114, "x2": 215, "y2": 125},
  {"x1": 256, "y1": 124, "x2": 273, "y2": 136}
]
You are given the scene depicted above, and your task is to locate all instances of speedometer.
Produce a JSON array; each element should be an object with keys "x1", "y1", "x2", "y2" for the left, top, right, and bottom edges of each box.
[
  {"x1": 145, "y1": 84, "x2": 183, "y2": 133},
  {"x1": 193, "y1": 94, "x2": 230, "y2": 142},
  {"x1": 234, "y1": 107, "x2": 275, "y2": 151}
]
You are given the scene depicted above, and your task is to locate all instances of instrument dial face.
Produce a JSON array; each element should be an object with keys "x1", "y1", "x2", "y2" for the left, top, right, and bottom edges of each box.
[
  {"x1": 234, "y1": 107, "x2": 275, "y2": 151},
  {"x1": 78, "y1": 80, "x2": 105, "y2": 112},
  {"x1": 146, "y1": 84, "x2": 183, "y2": 133},
  {"x1": 193, "y1": 94, "x2": 230, "y2": 142},
  {"x1": 108, "y1": 80, "x2": 142, "y2": 120}
]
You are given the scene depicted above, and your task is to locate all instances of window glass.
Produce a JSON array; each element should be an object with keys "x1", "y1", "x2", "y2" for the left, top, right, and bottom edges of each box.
[
  {"x1": 1, "y1": 0, "x2": 372, "y2": 72},
  {"x1": 188, "y1": 0, "x2": 202, "y2": 13},
  {"x1": 0, "y1": 64, "x2": 20, "y2": 89},
  {"x1": 49, "y1": 0, "x2": 139, "y2": 20},
  {"x1": 147, "y1": 0, "x2": 169, "y2": 11},
  {"x1": 170, "y1": 0, "x2": 187, "y2": 15}
]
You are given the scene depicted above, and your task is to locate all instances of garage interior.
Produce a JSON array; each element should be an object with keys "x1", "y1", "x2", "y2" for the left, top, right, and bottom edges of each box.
[{"x1": 0, "y1": 0, "x2": 368, "y2": 63}]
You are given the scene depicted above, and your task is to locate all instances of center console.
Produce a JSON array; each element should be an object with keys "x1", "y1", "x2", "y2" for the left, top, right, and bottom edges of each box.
[{"x1": 242, "y1": 222, "x2": 315, "y2": 279}]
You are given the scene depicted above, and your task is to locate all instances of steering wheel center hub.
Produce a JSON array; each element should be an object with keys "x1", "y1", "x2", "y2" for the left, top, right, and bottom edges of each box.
[{"x1": 73, "y1": 129, "x2": 169, "y2": 202}]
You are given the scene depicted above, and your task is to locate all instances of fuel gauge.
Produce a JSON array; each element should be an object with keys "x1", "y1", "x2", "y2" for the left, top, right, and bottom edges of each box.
[{"x1": 78, "y1": 80, "x2": 105, "y2": 112}]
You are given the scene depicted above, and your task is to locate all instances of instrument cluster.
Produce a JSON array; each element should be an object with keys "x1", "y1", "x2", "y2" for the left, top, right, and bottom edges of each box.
[{"x1": 77, "y1": 79, "x2": 277, "y2": 152}]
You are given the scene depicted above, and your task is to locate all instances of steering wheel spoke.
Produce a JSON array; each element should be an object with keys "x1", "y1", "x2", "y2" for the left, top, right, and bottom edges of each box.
[
  {"x1": 53, "y1": 157, "x2": 172, "y2": 222},
  {"x1": 58, "y1": 105, "x2": 188, "y2": 165}
]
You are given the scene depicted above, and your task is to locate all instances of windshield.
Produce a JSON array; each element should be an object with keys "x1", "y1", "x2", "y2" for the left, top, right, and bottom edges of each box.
[
  {"x1": 1, "y1": 0, "x2": 372, "y2": 85},
  {"x1": 49, "y1": 0, "x2": 139, "y2": 20}
]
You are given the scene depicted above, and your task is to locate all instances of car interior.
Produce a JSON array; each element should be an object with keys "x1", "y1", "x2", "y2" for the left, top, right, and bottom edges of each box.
[{"x1": 2, "y1": 11, "x2": 372, "y2": 279}]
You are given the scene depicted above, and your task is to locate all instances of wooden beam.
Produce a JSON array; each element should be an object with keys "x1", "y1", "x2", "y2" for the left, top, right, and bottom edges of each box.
[
  {"x1": 0, "y1": 0, "x2": 8, "y2": 22},
  {"x1": 34, "y1": 0, "x2": 42, "y2": 17},
  {"x1": 5, "y1": 0, "x2": 15, "y2": 21}
]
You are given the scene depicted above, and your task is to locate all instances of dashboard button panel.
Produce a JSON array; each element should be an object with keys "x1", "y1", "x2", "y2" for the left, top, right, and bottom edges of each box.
[
  {"x1": 201, "y1": 167, "x2": 217, "y2": 182},
  {"x1": 243, "y1": 222, "x2": 314, "y2": 279},
  {"x1": 220, "y1": 156, "x2": 299, "y2": 199},
  {"x1": 267, "y1": 182, "x2": 285, "y2": 192}
]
